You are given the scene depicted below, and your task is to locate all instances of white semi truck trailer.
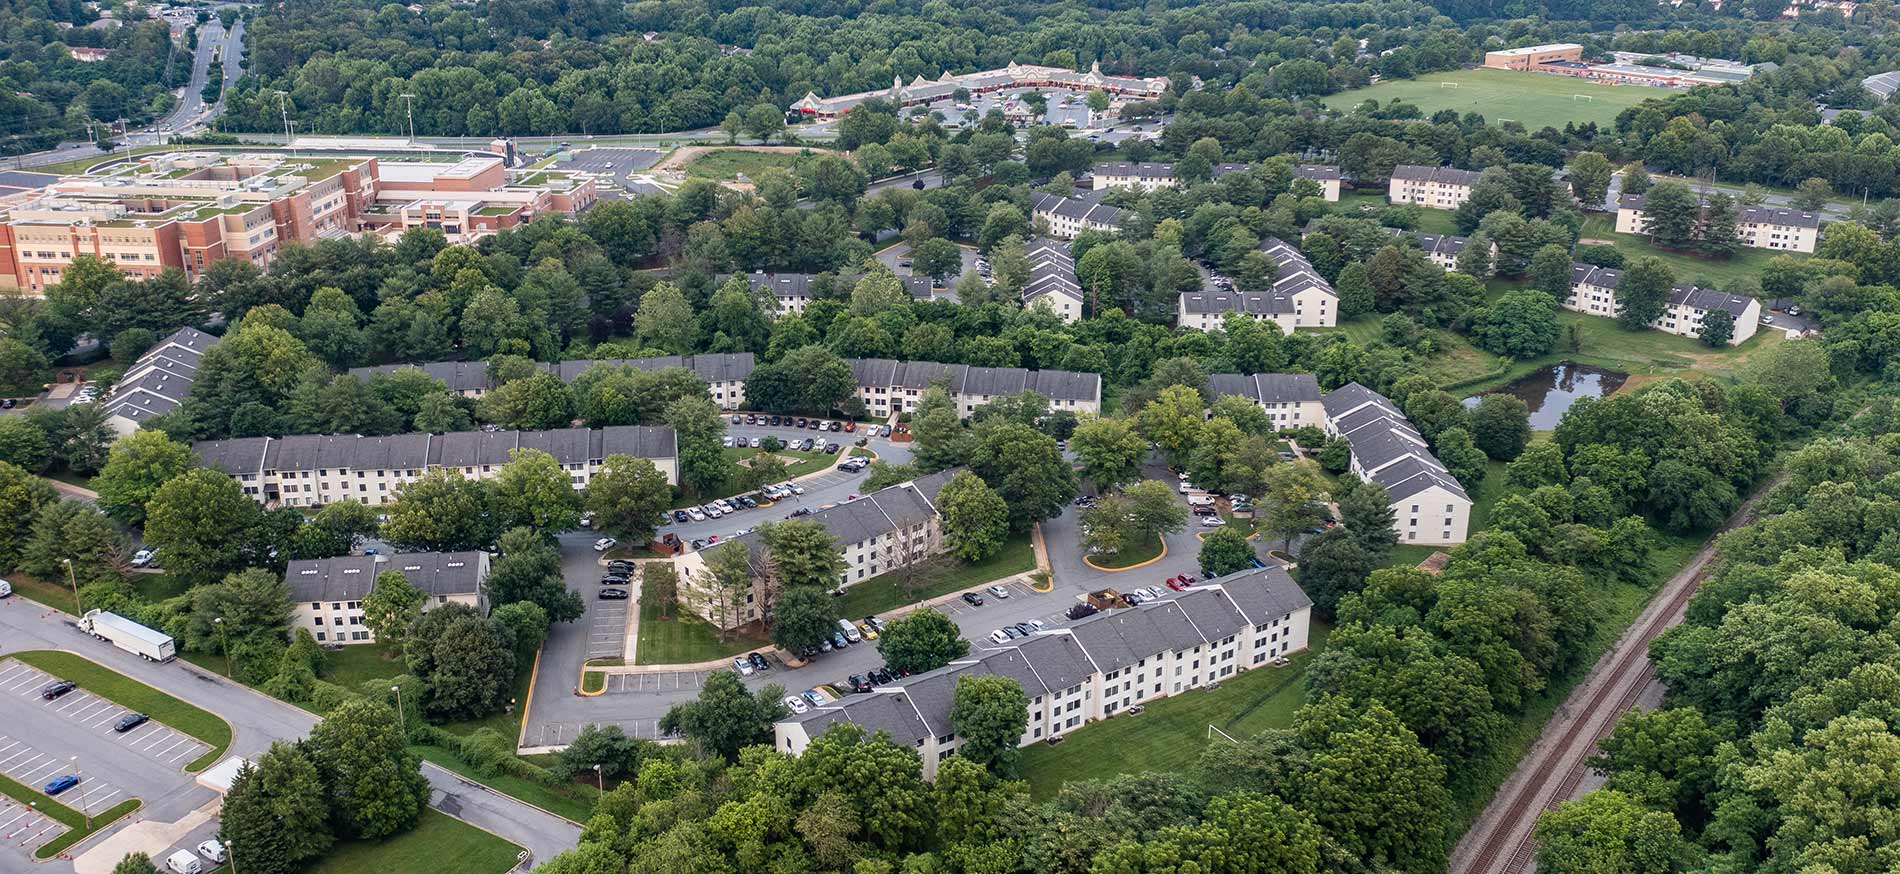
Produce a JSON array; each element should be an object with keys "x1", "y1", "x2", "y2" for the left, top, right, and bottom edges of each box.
[{"x1": 78, "y1": 609, "x2": 177, "y2": 662}]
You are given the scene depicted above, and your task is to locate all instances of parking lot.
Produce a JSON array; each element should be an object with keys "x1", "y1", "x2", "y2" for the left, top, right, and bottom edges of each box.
[
  {"x1": 586, "y1": 591, "x2": 630, "y2": 661},
  {"x1": 564, "y1": 148, "x2": 663, "y2": 175},
  {"x1": 0, "y1": 791, "x2": 65, "y2": 858},
  {"x1": 0, "y1": 663, "x2": 210, "y2": 771}
]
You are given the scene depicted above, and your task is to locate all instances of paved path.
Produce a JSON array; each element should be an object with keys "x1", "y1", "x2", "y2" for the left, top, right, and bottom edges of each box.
[{"x1": 0, "y1": 598, "x2": 579, "y2": 871}]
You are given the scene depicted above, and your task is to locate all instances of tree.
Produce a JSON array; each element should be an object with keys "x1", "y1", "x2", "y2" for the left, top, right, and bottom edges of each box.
[
  {"x1": 1792, "y1": 176, "x2": 1833, "y2": 210},
  {"x1": 635, "y1": 282, "x2": 695, "y2": 354},
  {"x1": 490, "y1": 448, "x2": 584, "y2": 533},
  {"x1": 1620, "y1": 162, "x2": 1651, "y2": 196},
  {"x1": 23, "y1": 500, "x2": 131, "y2": 585},
  {"x1": 1470, "y1": 393, "x2": 1533, "y2": 461},
  {"x1": 1638, "y1": 183, "x2": 1700, "y2": 250},
  {"x1": 792, "y1": 724, "x2": 932, "y2": 851},
  {"x1": 967, "y1": 421, "x2": 1076, "y2": 530},
  {"x1": 659, "y1": 669, "x2": 786, "y2": 761},
  {"x1": 1535, "y1": 790, "x2": 1689, "y2": 874},
  {"x1": 720, "y1": 111, "x2": 744, "y2": 144},
  {"x1": 1070, "y1": 416, "x2": 1147, "y2": 490},
  {"x1": 585, "y1": 455, "x2": 671, "y2": 545},
  {"x1": 1290, "y1": 696, "x2": 1452, "y2": 874},
  {"x1": 488, "y1": 527, "x2": 584, "y2": 622},
  {"x1": 1698, "y1": 192, "x2": 1740, "y2": 258},
  {"x1": 1471, "y1": 291, "x2": 1560, "y2": 359},
  {"x1": 143, "y1": 468, "x2": 264, "y2": 584},
  {"x1": 744, "y1": 104, "x2": 785, "y2": 143},
  {"x1": 664, "y1": 394, "x2": 728, "y2": 496},
  {"x1": 0, "y1": 462, "x2": 57, "y2": 570},
  {"x1": 1433, "y1": 427, "x2": 1490, "y2": 489},
  {"x1": 772, "y1": 585, "x2": 836, "y2": 653},
  {"x1": 361, "y1": 570, "x2": 425, "y2": 647},
  {"x1": 480, "y1": 371, "x2": 575, "y2": 431},
  {"x1": 112, "y1": 853, "x2": 158, "y2": 874},
  {"x1": 405, "y1": 602, "x2": 515, "y2": 722},
  {"x1": 949, "y1": 675, "x2": 1029, "y2": 776},
  {"x1": 760, "y1": 520, "x2": 846, "y2": 590},
  {"x1": 1296, "y1": 527, "x2": 1374, "y2": 617},
  {"x1": 1698, "y1": 308, "x2": 1735, "y2": 347},
  {"x1": 1336, "y1": 479, "x2": 1399, "y2": 555},
  {"x1": 1568, "y1": 151, "x2": 1614, "y2": 209},
  {"x1": 218, "y1": 741, "x2": 334, "y2": 874},
  {"x1": 381, "y1": 469, "x2": 496, "y2": 552},
  {"x1": 1528, "y1": 244, "x2": 1574, "y2": 299},
  {"x1": 910, "y1": 238, "x2": 962, "y2": 283},
  {"x1": 305, "y1": 699, "x2": 430, "y2": 839},
  {"x1": 1259, "y1": 463, "x2": 1327, "y2": 552},
  {"x1": 876, "y1": 609, "x2": 969, "y2": 674},
  {"x1": 934, "y1": 472, "x2": 1010, "y2": 562},
  {"x1": 292, "y1": 500, "x2": 379, "y2": 559},
  {"x1": 1616, "y1": 257, "x2": 1674, "y2": 331},
  {"x1": 0, "y1": 416, "x2": 50, "y2": 471},
  {"x1": 1137, "y1": 384, "x2": 1206, "y2": 462},
  {"x1": 1198, "y1": 525, "x2": 1256, "y2": 578},
  {"x1": 909, "y1": 386, "x2": 972, "y2": 471}
]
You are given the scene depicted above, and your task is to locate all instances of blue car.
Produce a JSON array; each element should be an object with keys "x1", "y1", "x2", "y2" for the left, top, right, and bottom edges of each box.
[{"x1": 43, "y1": 774, "x2": 79, "y2": 795}]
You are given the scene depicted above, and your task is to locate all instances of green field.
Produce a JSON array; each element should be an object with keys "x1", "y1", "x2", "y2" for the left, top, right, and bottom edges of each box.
[
  {"x1": 1335, "y1": 192, "x2": 1463, "y2": 235},
  {"x1": 1577, "y1": 214, "x2": 1803, "y2": 288},
  {"x1": 12, "y1": 651, "x2": 231, "y2": 772},
  {"x1": 305, "y1": 809, "x2": 523, "y2": 874},
  {"x1": 1324, "y1": 68, "x2": 1673, "y2": 130},
  {"x1": 635, "y1": 596, "x2": 770, "y2": 665},
  {"x1": 1017, "y1": 622, "x2": 1331, "y2": 798},
  {"x1": 685, "y1": 149, "x2": 809, "y2": 180}
]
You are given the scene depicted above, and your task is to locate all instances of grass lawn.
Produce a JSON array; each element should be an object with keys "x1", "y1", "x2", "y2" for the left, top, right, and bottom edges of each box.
[
  {"x1": 1323, "y1": 68, "x2": 1672, "y2": 130},
  {"x1": 0, "y1": 767, "x2": 142, "y2": 859},
  {"x1": 304, "y1": 808, "x2": 522, "y2": 874},
  {"x1": 1017, "y1": 621, "x2": 1332, "y2": 799},
  {"x1": 636, "y1": 598, "x2": 770, "y2": 665},
  {"x1": 1312, "y1": 320, "x2": 1503, "y2": 387},
  {"x1": 11, "y1": 651, "x2": 231, "y2": 772},
  {"x1": 831, "y1": 533, "x2": 1037, "y2": 619},
  {"x1": 1335, "y1": 192, "x2": 1462, "y2": 235},
  {"x1": 6, "y1": 573, "x2": 83, "y2": 612},
  {"x1": 318, "y1": 643, "x2": 409, "y2": 689},
  {"x1": 1086, "y1": 536, "x2": 1165, "y2": 570},
  {"x1": 1577, "y1": 214, "x2": 1803, "y2": 288},
  {"x1": 410, "y1": 745, "x2": 597, "y2": 823},
  {"x1": 685, "y1": 149, "x2": 809, "y2": 180}
]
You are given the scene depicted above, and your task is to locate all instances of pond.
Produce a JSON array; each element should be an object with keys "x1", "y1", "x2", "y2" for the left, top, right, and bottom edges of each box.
[{"x1": 1464, "y1": 362, "x2": 1628, "y2": 430}]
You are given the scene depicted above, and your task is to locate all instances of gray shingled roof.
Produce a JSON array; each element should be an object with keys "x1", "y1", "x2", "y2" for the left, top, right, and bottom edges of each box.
[
  {"x1": 284, "y1": 551, "x2": 484, "y2": 602},
  {"x1": 1390, "y1": 165, "x2": 1482, "y2": 187},
  {"x1": 105, "y1": 327, "x2": 219, "y2": 424},
  {"x1": 191, "y1": 426, "x2": 676, "y2": 476},
  {"x1": 1032, "y1": 190, "x2": 1125, "y2": 227},
  {"x1": 1320, "y1": 382, "x2": 1399, "y2": 421},
  {"x1": 1294, "y1": 164, "x2": 1341, "y2": 181}
]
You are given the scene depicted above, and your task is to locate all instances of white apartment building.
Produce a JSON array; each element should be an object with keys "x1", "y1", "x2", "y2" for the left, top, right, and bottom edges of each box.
[
  {"x1": 674, "y1": 470, "x2": 959, "y2": 629},
  {"x1": 1613, "y1": 194, "x2": 1820, "y2": 253},
  {"x1": 192, "y1": 425, "x2": 679, "y2": 508},
  {"x1": 283, "y1": 551, "x2": 489, "y2": 645},
  {"x1": 1380, "y1": 227, "x2": 1489, "y2": 271},
  {"x1": 1177, "y1": 237, "x2": 1336, "y2": 331},
  {"x1": 846, "y1": 359, "x2": 1102, "y2": 418},
  {"x1": 1387, "y1": 165, "x2": 1482, "y2": 210},
  {"x1": 1293, "y1": 165, "x2": 1343, "y2": 201},
  {"x1": 1322, "y1": 383, "x2": 1472, "y2": 546},
  {"x1": 1022, "y1": 237, "x2": 1084, "y2": 322},
  {"x1": 1566, "y1": 263, "x2": 1761, "y2": 345},
  {"x1": 773, "y1": 566, "x2": 1313, "y2": 778},
  {"x1": 1206, "y1": 372, "x2": 1325, "y2": 428},
  {"x1": 1088, "y1": 161, "x2": 1250, "y2": 192},
  {"x1": 102, "y1": 326, "x2": 219, "y2": 436},
  {"x1": 1032, "y1": 190, "x2": 1124, "y2": 238},
  {"x1": 352, "y1": 353, "x2": 756, "y2": 411}
]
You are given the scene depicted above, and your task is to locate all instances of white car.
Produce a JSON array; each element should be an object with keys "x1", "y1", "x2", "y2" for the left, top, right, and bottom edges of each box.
[
  {"x1": 686, "y1": 507, "x2": 707, "y2": 522},
  {"x1": 705, "y1": 505, "x2": 724, "y2": 518},
  {"x1": 987, "y1": 584, "x2": 1010, "y2": 599},
  {"x1": 1025, "y1": 619, "x2": 1045, "y2": 632},
  {"x1": 733, "y1": 657, "x2": 754, "y2": 676},
  {"x1": 593, "y1": 537, "x2": 618, "y2": 551},
  {"x1": 989, "y1": 629, "x2": 1012, "y2": 644},
  {"x1": 130, "y1": 548, "x2": 156, "y2": 568},
  {"x1": 722, "y1": 436, "x2": 735, "y2": 448},
  {"x1": 1136, "y1": 587, "x2": 1160, "y2": 600},
  {"x1": 783, "y1": 695, "x2": 809, "y2": 714},
  {"x1": 579, "y1": 514, "x2": 594, "y2": 528},
  {"x1": 196, "y1": 840, "x2": 227, "y2": 863},
  {"x1": 715, "y1": 499, "x2": 737, "y2": 514},
  {"x1": 1200, "y1": 516, "x2": 1226, "y2": 527}
]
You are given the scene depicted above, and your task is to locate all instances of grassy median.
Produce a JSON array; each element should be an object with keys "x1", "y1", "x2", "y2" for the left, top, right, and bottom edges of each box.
[
  {"x1": 11, "y1": 651, "x2": 231, "y2": 772},
  {"x1": 0, "y1": 769, "x2": 142, "y2": 860}
]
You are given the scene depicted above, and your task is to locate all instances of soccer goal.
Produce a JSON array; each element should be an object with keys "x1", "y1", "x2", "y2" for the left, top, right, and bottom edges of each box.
[
  {"x1": 1572, "y1": 94, "x2": 1596, "y2": 102},
  {"x1": 1439, "y1": 81, "x2": 1461, "y2": 89}
]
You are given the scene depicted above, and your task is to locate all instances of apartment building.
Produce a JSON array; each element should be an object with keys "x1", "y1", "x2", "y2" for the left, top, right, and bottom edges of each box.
[
  {"x1": 675, "y1": 470, "x2": 959, "y2": 628},
  {"x1": 1614, "y1": 194, "x2": 1820, "y2": 253},
  {"x1": 0, "y1": 151, "x2": 597, "y2": 294},
  {"x1": 1088, "y1": 161, "x2": 1250, "y2": 192},
  {"x1": 191, "y1": 425, "x2": 678, "y2": 508},
  {"x1": 1380, "y1": 227, "x2": 1487, "y2": 270},
  {"x1": 1322, "y1": 383, "x2": 1472, "y2": 546},
  {"x1": 351, "y1": 354, "x2": 756, "y2": 410},
  {"x1": 847, "y1": 358, "x2": 1102, "y2": 418},
  {"x1": 284, "y1": 551, "x2": 489, "y2": 645},
  {"x1": 1022, "y1": 237, "x2": 1084, "y2": 322},
  {"x1": 1387, "y1": 165, "x2": 1482, "y2": 210},
  {"x1": 1566, "y1": 263, "x2": 1761, "y2": 345},
  {"x1": 1483, "y1": 43, "x2": 1585, "y2": 70},
  {"x1": 1032, "y1": 190, "x2": 1124, "y2": 238},
  {"x1": 102, "y1": 326, "x2": 219, "y2": 435},
  {"x1": 1293, "y1": 165, "x2": 1343, "y2": 201},
  {"x1": 1177, "y1": 237, "x2": 1336, "y2": 331},
  {"x1": 789, "y1": 61, "x2": 1171, "y2": 120},
  {"x1": 1206, "y1": 372, "x2": 1324, "y2": 428},
  {"x1": 773, "y1": 565, "x2": 1313, "y2": 778}
]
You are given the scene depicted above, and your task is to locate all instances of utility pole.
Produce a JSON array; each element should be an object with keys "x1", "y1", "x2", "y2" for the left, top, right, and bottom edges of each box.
[
  {"x1": 62, "y1": 559, "x2": 80, "y2": 615},
  {"x1": 275, "y1": 89, "x2": 292, "y2": 149},
  {"x1": 400, "y1": 93, "x2": 418, "y2": 141}
]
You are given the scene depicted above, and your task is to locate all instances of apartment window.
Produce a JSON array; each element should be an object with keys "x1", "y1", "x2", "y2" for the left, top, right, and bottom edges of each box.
[{"x1": 315, "y1": 632, "x2": 326, "y2": 641}]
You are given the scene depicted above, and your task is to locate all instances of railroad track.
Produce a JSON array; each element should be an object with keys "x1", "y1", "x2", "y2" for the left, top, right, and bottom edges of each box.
[{"x1": 1453, "y1": 478, "x2": 1779, "y2": 874}]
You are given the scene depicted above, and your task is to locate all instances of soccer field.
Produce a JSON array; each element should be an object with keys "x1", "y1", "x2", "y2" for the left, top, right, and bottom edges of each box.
[{"x1": 1323, "y1": 68, "x2": 1673, "y2": 130}]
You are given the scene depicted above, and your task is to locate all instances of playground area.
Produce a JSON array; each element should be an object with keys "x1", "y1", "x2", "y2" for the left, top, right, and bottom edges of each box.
[{"x1": 1323, "y1": 68, "x2": 1673, "y2": 130}]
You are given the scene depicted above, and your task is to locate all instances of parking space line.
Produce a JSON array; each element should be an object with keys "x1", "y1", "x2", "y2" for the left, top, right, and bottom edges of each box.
[
  {"x1": 67, "y1": 699, "x2": 109, "y2": 720},
  {"x1": 164, "y1": 743, "x2": 202, "y2": 763},
  {"x1": 4, "y1": 673, "x2": 42, "y2": 692},
  {"x1": 121, "y1": 724, "x2": 162, "y2": 745},
  {"x1": 28, "y1": 762, "x2": 67, "y2": 783},
  {"x1": 153, "y1": 737, "x2": 193, "y2": 759},
  {"x1": 0, "y1": 665, "x2": 28, "y2": 684},
  {"x1": 82, "y1": 789, "x2": 120, "y2": 810},
  {"x1": 136, "y1": 729, "x2": 174, "y2": 750},
  {"x1": 86, "y1": 708, "x2": 125, "y2": 727},
  {"x1": 10, "y1": 754, "x2": 45, "y2": 773}
]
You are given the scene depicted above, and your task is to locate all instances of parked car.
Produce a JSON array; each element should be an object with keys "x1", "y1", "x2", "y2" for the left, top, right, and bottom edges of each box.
[
  {"x1": 1200, "y1": 516, "x2": 1226, "y2": 527},
  {"x1": 838, "y1": 618, "x2": 863, "y2": 643},
  {"x1": 703, "y1": 504, "x2": 723, "y2": 518},
  {"x1": 961, "y1": 592, "x2": 985, "y2": 606},
  {"x1": 796, "y1": 417, "x2": 808, "y2": 428},
  {"x1": 1066, "y1": 603, "x2": 1099, "y2": 620},
  {"x1": 733, "y1": 657, "x2": 754, "y2": 676},
  {"x1": 130, "y1": 548, "x2": 156, "y2": 568},
  {"x1": 832, "y1": 631, "x2": 850, "y2": 649},
  {"x1": 738, "y1": 495, "x2": 758, "y2": 509},
  {"x1": 722, "y1": 436, "x2": 735, "y2": 448},
  {"x1": 987, "y1": 584, "x2": 1011, "y2": 599},
  {"x1": 825, "y1": 443, "x2": 841, "y2": 453},
  {"x1": 847, "y1": 674, "x2": 872, "y2": 693},
  {"x1": 672, "y1": 510, "x2": 690, "y2": 523},
  {"x1": 871, "y1": 668, "x2": 892, "y2": 684},
  {"x1": 43, "y1": 774, "x2": 79, "y2": 795},
  {"x1": 39, "y1": 680, "x2": 76, "y2": 700},
  {"x1": 598, "y1": 588, "x2": 629, "y2": 599},
  {"x1": 803, "y1": 689, "x2": 827, "y2": 707},
  {"x1": 196, "y1": 840, "x2": 226, "y2": 864},
  {"x1": 115, "y1": 712, "x2": 150, "y2": 732},
  {"x1": 784, "y1": 695, "x2": 809, "y2": 714},
  {"x1": 788, "y1": 483, "x2": 806, "y2": 495},
  {"x1": 844, "y1": 421, "x2": 857, "y2": 432},
  {"x1": 856, "y1": 621, "x2": 878, "y2": 640},
  {"x1": 729, "y1": 415, "x2": 742, "y2": 425},
  {"x1": 686, "y1": 507, "x2": 707, "y2": 521},
  {"x1": 592, "y1": 537, "x2": 618, "y2": 551},
  {"x1": 748, "y1": 652, "x2": 769, "y2": 672},
  {"x1": 864, "y1": 615, "x2": 887, "y2": 630}
]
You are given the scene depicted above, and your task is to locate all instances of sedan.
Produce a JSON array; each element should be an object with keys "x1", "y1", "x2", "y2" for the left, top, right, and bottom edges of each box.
[
  {"x1": 130, "y1": 548, "x2": 156, "y2": 568},
  {"x1": 783, "y1": 695, "x2": 809, "y2": 715},
  {"x1": 987, "y1": 584, "x2": 1011, "y2": 599},
  {"x1": 114, "y1": 712, "x2": 150, "y2": 733},
  {"x1": 803, "y1": 689, "x2": 827, "y2": 708},
  {"x1": 729, "y1": 415, "x2": 742, "y2": 425},
  {"x1": 39, "y1": 680, "x2": 76, "y2": 701},
  {"x1": 857, "y1": 621, "x2": 878, "y2": 641},
  {"x1": 825, "y1": 443, "x2": 841, "y2": 454},
  {"x1": 844, "y1": 421, "x2": 857, "y2": 432},
  {"x1": 961, "y1": 592, "x2": 985, "y2": 607},
  {"x1": 832, "y1": 631, "x2": 850, "y2": 649},
  {"x1": 1199, "y1": 516, "x2": 1226, "y2": 527},
  {"x1": 592, "y1": 537, "x2": 618, "y2": 552},
  {"x1": 704, "y1": 505, "x2": 724, "y2": 518},
  {"x1": 748, "y1": 652, "x2": 769, "y2": 672},
  {"x1": 733, "y1": 657, "x2": 755, "y2": 677},
  {"x1": 1165, "y1": 577, "x2": 1187, "y2": 591},
  {"x1": 672, "y1": 510, "x2": 690, "y2": 523},
  {"x1": 686, "y1": 507, "x2": 707, "y2": 522},
  {"x1": 43, "y1": 775, "x2": 79, "y2": 796},
  {"x1": 598, "y1": 588, "x2": 630, "y2": 600}
]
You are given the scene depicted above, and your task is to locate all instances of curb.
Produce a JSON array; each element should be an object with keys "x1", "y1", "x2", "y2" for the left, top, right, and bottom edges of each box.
[{"x1": 1082, "y1": 538, "x2": 1168, "y2": 572}]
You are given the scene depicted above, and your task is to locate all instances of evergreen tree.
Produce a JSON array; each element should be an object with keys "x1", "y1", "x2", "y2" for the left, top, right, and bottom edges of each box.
[
  {"x1": 219, "y1": 741, "x2": 335, "y2": 874},
  {"x1": 1697, "y1": 192, "x2": 1741, "y2": 258}
]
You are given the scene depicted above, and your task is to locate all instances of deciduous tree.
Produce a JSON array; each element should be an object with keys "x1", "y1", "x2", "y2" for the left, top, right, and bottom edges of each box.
[
  {"x1": 218, "y1": 741, "x2": 334, "y2": 874},
  {"x1": 950, "y1": 674, "x2": 1029, "y2": 776},
  {"x1": 659, "y1": 669, "x2": 786, "y2": 761},
  {"x1": 934, "y1": 472, "x2": 1010, "y2": 562},
  {"x1": 877, "y1": 609, "x2": 969, "y2": 674},
  {"x1": 305, "y1": 699, "x2": 430, "y2": 839}
]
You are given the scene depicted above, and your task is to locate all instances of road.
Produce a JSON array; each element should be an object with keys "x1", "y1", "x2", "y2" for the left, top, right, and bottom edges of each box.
[
  {"x1": 0, "y1": 597, "x2": 580, "y2": 871},
  {"x1": 519, "y1": 446, "x2": 1281, "y2": 751},
  {"x1": 1449, "y1": 478, "x2": 1780, "y2": 874}
]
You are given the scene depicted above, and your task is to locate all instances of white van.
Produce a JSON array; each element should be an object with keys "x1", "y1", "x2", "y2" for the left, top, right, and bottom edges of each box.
[
  {"x1": 0, "y1": 578, "x2": 11, "y2": 598},
  {"x1": 165, "y1": 849, "x2": 203, "y2": 874},
  {"x1": 197, "y1": 839, "x2": 227, "y2": 863},
  {"x1": 837, "y1": 619, "x2": 862, "y2": 643}
]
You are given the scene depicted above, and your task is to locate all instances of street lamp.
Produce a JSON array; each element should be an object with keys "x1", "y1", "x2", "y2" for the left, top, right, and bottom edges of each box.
[
  {"x1": 592, "y1": 763, "x2": 603, "y2": 792},
  {"x1": 392, "y1": 685, "x2": 405, "y2": 735},
  {"x1": 71, "y1": 756, "x2": 90, "y2": 829},
  {"x1": 61, "y1": 559, "x2": 80, "y2": 615},
  {"x1": 214, "y1": 617, "x2": 231, "y2": 677},
  {"x1": 226, "y1": 840, "x2": 238, "y2": 874}
]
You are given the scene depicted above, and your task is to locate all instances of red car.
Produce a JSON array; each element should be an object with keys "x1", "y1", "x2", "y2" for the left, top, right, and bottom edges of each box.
[{"x1": 844, "y1": 421, "x2": 857, "y2": 432}]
